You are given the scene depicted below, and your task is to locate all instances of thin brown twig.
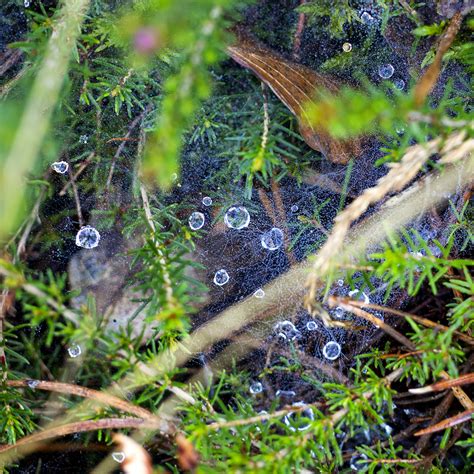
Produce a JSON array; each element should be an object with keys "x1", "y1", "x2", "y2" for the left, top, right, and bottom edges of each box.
[
  {"x1": 59, "y1": 152, "x2": 94, "y2": 196},
  {"x1": 106, "y1": 108, "x2": 150, "y2": 190},
  {"x1": 66, "y1": 159, "x2": 84, "y2": 227},
  {"x1": 327, "y1": 297, "x2": 416, "y2": 350},
  {"x1": 271, "y1": 178, "x2": 296, "y2": 265},
  {"x1": 0, "y1": 418, "x2": 155, "y2": 460},
  {"x1": 6, "y1": 379, "x2": 157, "y2": 420},
  {"x1": 292, "y1": 0, "x2": 307, "y2": 60},
  {"x1": 329, "y1": 296, "x2": 474, "y2": 346}
]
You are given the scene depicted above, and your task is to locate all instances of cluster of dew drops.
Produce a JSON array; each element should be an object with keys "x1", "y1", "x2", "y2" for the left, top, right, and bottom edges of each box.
[{"x1": 188, "y1": 202, "x2": 284, "y2": 291}]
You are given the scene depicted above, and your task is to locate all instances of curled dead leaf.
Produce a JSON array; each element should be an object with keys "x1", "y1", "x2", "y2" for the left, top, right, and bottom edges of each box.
[
  {"x1": 113, "y1": 433, "x2": 153, "y2": 474},
  {"x1": 227, "y1": 28, "x2": 363, "y2": 164}
]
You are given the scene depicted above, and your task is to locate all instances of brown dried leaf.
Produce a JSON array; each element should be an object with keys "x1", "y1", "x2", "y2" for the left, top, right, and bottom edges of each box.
[
  {"x1": 227, "y1": 29, "x2": 363, "y2": 164},
  {"x1": 176, "y1": 433, "x2": 199, "y2": 472},
  {"x1": 113, "y1": 433, "x2": 153, "y2": 474}
]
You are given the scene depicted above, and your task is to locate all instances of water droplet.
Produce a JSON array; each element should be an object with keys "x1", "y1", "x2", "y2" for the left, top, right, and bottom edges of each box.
[
  {"x1": 79, "y1": 134, "x2": 89, "y2": 144},
  {"x1": 75, "y1": 226, "x2": 100, "y2": 249},
  {"x1": 360, "y1": 11, "x2": 374, "y2": 24},
  {"x1": 334, "y1": 307, "x2": 345, "y2": 319},
  {"x1": 274, "y1": 320, "x2": 301, "y2": 341},
  {"x1": 322, "y1": 341, "x2": 341, "y2": 360},
  {"x1": 348, "y1": 289, "x2": 370, "y2": 305},
  {"x1": 202, "y1": 196, "x2": 212, "y2": 206},
  {"x1": 112, "y1": 452, "x2": 125, "y2": 463},
  {"x1": 27, "y1": 379, "x2": 39, "y2": 389},
  {"x1": 394, "y1": 79, "x2": 405, "y2": 90},
  {"x1": 24, "y1": 0, "x2": 30, "y2": 7},
  {"x1": 188, "y1": 211, "x2": 205, "y2": 230},
  {"x1": 306, "y1": 320, "x2": 318, "y2": 331},
  {"x1": 396, "y1": 126, "x2": 405, "y2": 135},
  {"x1": 51, "y1": 161, "x2": 69, "y2": 174},
  {"x1": 276, "y1": 389, "x2": 296, "y2": 398},
  {"x1": 213, "y1": 269, "x2": 229, "y2": 286},
  {"x1": 337, "y1": 279, "x2": 344, "y2": 287},
  {"x1": 350, "y1": 453, "x2": 368, "y2": 471},
  {"x1": 283, "y1": 402, "x2": 314, "y2": 431},
  {"x1": 378, "y1": 64, "x2": 394, "y2": 79},
  {"x1": 249, "y1": 381, "x2": 263, "y2": 394},
  {"x1": 67, "y1": 344, "x2": 82, "y2": 358},
  {"x1": 171, "y1": 173, "x2": 178, "y2": 182},
  {"x1": 290, "y1": 204, "x2": 299, "y2": 213},
  {"x1": 261, "y1": 227, "x2": 284, "y2": 251},
  {"x1": 224, "y1": 206, "x2": 250, "y2": 229},
  {"x1": 254, "y1": 288, "x2": 265, "y2": 298},
  {"x1": 342, "y1": 42, "x2": 352, "y2": 52}
]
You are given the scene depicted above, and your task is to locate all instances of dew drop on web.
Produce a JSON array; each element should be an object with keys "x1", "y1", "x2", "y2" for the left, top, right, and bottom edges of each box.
[
  {"x1": 224, "y1": 206, "x2": 250, "y2": 229},
  {"x1": 202, "y1": 196, "x2": 213, "y2": 206},
  {"x1": 261, "y1": 227, "x2": 284, "y2": 251},
  {"x1": 75, "y1": 226, "x2": 100, "y2": 249},
  {"x1": 188, "y1": 211, "x2": 205, "y2": 230},
  {"x1": 213, "y1": 269, "x2": 229, "y2": 286},
  {"x1": 67, "y1": 344, "x2": 82, "y2": 358},
  {"x1": 322, "y1": 341, "x2": 341, "y2": 360},
  {"x1": 51, "y1": 161, "x2": 69, "y2": 174}
]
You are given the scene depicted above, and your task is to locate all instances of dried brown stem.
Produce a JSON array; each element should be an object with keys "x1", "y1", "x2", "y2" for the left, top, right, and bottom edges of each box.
[
  {"x1": 6, "y1": 379, "x2": 156, "y2": 420},
  {"x1": 328, "y1": 297, "x2": 416, "y2": 350},
  {"x1": 329, "y1": 296, "x2": 474, "y2": 346}
]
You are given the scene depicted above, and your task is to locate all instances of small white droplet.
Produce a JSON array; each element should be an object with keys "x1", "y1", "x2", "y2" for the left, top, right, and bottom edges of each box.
[
  {"x1": 283, "y1": 402, "x2": 314, "y2": 431},
  {"x1": 188, "y1": 211, "x2": 205, "y2": 230},
  {"x1": 51, "y1": 161, "x2": 69, "y2": 174},
  {"x1": 394, "y1": 79, "x2": 405, "y2": 90},
  {"x1": 213, "y1": 269, "x2": 229, "y2": 286},
  {"x1": 348, "y1": 289, "x2": 370, "y2": 305},
  {"x1": 24, "y1": 0, "x2": 30, "y2": 7},
  {"x1": 224, "y1": 206, "x2": 250, "y2": 229},
  {"x1": 337, "y1": 279, "x2": 344, "y2": 287},
  {"x1": 67, "y1": 344, "x2": 82, "y2": 358},
  {"x1": 290, "y1": 204, "x2": 299, "y2": 213},
  {"x1": 202, "y1": 196, "x2": 213, "y2": 206},
  {"x1": 274, "y1": 320, "x2": 300, "y2": 341},
  {"x1": 111, "y1": 452, "x2": 125, "y2": 463},
  {"x1": 171, "y1": 173, "x2": 178, "y2": 182},
  {"x1": 75, "y1": 226, "x2": 100, "y2": 249},
  {"x1": 276, "y1": 389, "x2": 296, "y2": 398},
  {"x1": 361, "y1": 11, "x2": 374, "y2": 24},
  {"x1": 254, "y1": 288, "x2": 265, "y2": 298},
  {"x1": 342, "y1": 42, "x2": 352, "y2": 52},
  {"x1": 79, "y1": 134, "x2": 89, "y2": 144},
  {"x1": 322, "y1": 341, "x2": 341, "y2": 360},
  {"x1": 249, "y1": 381, "x2": 263, "y2": 394},
  {"x1": 261, "y1": 228, "x2": 284, "y2": 251},
  {"x1": 27, "y1": 380, "x2": 40, "y2": 389},
  {"x1": 378, "y1": 63, "x2": 394, "y2": 79},
  {"x1": 306, "y1": 320, "x2": 318, "y2": 331}
]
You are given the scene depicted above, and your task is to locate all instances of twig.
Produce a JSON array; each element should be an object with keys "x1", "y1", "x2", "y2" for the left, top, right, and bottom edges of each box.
[
  {"x1": 293, "y1": 0, "x2": 307, "y2": 60},
  {"x1": 329, "y1": 296, "x2": 474, "y2": 346},
  {"x1": 59, "y1": 152, "x2": 94, "y2": 196},
  {"x1": 106, "y1": 108, "x2": 150, "y2": 190},
  {"x1": 271, "y1": 178, "x2": 297, "y2": 265},
  {"x1": 414, "y1": 408, "x2": 474, "y2": 436},
  {"x1": 66, "y1": 159, "x2": 84, "y2": 227},
  {"x1": 414, "y1": 12, "x2": 464, "y2": 107},
  {"x1": 327, "y1": 297, "x2": 416, "y2": 350},
  {"x1": 206, "y1": 401, "x2": 323, "y2": 430},
  {"x1": 0, "y1": 418, "x2": 156, "y2": 461},
  {"x1": 15, "y1": 186, "x2": 47, "y2": 260},
  {"x1": 6, "y1": 379, "x2": 157, "y2": 420}
]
